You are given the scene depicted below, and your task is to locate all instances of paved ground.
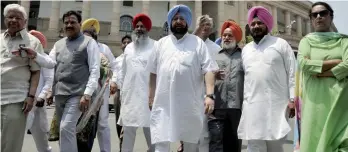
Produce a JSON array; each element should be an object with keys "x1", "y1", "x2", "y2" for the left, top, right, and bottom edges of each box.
[{"x1": 22, "y1": 104, "x2": 296, "y2": 152}]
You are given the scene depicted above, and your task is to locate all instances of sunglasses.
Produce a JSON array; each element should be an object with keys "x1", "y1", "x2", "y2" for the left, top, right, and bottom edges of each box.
[{"x1": 310, "y1": 10, "x2": 330, "y2": 19}]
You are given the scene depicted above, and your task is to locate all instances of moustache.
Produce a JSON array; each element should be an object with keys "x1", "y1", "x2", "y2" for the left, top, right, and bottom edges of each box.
[{"x1": 65, "y1": 27, "x2": 74, "y2": 31}]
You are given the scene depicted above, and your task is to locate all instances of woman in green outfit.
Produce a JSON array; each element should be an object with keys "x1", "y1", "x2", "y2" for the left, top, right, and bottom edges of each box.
[{"x1": 298, "y1": 2, "x2": 348, "y2": 152}]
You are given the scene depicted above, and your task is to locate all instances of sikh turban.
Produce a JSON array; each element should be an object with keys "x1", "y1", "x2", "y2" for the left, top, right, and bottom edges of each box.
[
  {"x1": 81, "y1": 18, "x2": 100, "y2": 34},
  {"x1": 247, "y1": 6, "x2": 274, "y2": 33},
  {"x1": 220, "y1": 21, "x2": 243, "y2": 43},
  {"x1": 29, "y1": 30, "x2": 47, "y2": 48},
  {"x1": 167, "y1": 4, "x2": 192, "y2": 28},
  {"x1": 133, "y1": 13, "x2": 152, "y2": 31}
]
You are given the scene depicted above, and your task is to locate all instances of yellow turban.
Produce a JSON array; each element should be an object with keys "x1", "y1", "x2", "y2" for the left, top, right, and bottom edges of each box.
[{"x1": 81, "y1": 18, "x2": 100, "y2": 34}]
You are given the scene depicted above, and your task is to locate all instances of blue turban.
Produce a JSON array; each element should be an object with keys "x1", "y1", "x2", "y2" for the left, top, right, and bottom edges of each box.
[
  {"x1": 167, "y1": 4, "x2": 192, "y2": 28},
  {"x1": 215, "y1": 38, "x2": 222, "y2": 45}
]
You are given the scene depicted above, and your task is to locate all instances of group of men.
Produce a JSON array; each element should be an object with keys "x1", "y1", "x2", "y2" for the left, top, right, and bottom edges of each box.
[{"x1": 1, "y1": 2, "x2": 296, "y2": 152}]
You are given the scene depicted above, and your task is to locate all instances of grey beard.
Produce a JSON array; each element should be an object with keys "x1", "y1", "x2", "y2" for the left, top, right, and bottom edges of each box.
[
  {"x1": 221, "y1": 41, "x2": 236, "y2": 50},
  {"x1": 132, "y1": 33, "x2": 149, "y2": 48}
]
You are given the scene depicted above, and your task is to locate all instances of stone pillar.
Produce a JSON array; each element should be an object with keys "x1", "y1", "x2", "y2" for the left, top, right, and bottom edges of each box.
[
  {"x1": 194, "y1": 0, "x2": 202, "y2": 27},
  {"x1": 217, "y1": 1, "x2": 225, "y2": 36},
  {"x1": 306, "y1": 19, "x2": 312, "y2": 34},
  {"x1": 110, "y1": 1, "x2": 121, "y2": 37},
  {"x1": 48, "y1": 1, "x2": 61, "y2": 32},
  {"x1": 271, "y1": 6, "x2": 278, "y2": 32},
  {"x1": 238, "y1": 1, "x2": 247, "y2": 42},
  {"x1": 285, "y1": 10, "x2": 291, "y2": 35},
  {"x1": 142, "y1": 1, "x2": 150, "y2": 15},
  {"x1": 169, "y1": 0, "x2": 177, "y2": 9},
  {"x1": 296, "y1": 15, "x2": 302, "y2": 37},
  {"x1": 20, "y1": 0, "x2": 30, "y2": 19},
  {"x1": 82, "y1": 1, "x2": 91, "y2": 22}
]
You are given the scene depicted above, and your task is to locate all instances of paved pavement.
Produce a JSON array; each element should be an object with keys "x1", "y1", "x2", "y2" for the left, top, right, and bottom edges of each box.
[{"x1": 22, "y1": 105, "x2": 296, "y2": 152}]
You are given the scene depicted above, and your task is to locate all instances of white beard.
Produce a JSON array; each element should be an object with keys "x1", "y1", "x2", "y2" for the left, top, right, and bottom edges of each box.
[
  {"x1": 132, "y1": 33, "x2": 149, "y2": 48},
  {"x1": 221, "y1": 41, "x2": 236, "y2": 50}
]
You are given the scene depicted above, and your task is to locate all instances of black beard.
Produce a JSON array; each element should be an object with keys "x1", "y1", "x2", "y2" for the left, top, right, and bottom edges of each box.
[
  {"x1": 251, "y1": 29, "x2": 268, "y2": 42},
  {"x1": 171, "y1": 25, "x2": 188, "y2": 35}
]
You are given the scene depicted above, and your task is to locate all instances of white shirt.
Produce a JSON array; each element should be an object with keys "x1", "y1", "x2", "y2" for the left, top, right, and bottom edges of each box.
[
  {"x1": 48, "y1": 38, "x2": 100, "y2": 96},
  {"x1": 146, "y1": 33, "x2": 219, "y2": 144},
  {"x1": 35, "y1": 53, "x2": 56, "y2": 69},
  {"x1": 237, "y1": 35, "x2": 296, "y2": 140},
  {"x1": 115, "y1": 53, "x2": 124, "y2": 88},
  {"x1": 205, "y1": 39, "x2": 221, "y2": 57},
  {"x1": 117, "y1": 38, "x2": 156, "y2": 127},
  {"x1": 98, "y1": 43, "x2": 118, "y2": 83}
]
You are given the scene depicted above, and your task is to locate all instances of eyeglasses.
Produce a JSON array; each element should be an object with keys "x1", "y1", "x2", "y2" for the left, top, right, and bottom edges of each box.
[{"x1": 310, "y1": 10, "x2": 330, "y2": 19}]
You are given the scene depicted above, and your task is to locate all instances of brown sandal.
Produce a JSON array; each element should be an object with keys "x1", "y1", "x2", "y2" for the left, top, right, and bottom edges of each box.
[{"x1": 177, "y1": 141, "x2": 184, "y2": 152}]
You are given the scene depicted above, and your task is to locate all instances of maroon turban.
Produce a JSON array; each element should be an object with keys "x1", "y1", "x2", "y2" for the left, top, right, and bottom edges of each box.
[{"x1": 133, "y1": 13, "x2": 152, "y2": 31}]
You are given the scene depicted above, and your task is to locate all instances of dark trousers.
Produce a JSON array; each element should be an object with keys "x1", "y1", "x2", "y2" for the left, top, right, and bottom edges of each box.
[
  {"x1": 114, "y1": 90, "x2": 123, "y2": 151},
  {"x1": 208, "y1": 108, "x2": 242, "y2": 152}
]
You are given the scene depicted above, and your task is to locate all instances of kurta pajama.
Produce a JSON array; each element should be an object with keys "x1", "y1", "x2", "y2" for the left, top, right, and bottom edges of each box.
[
  {"x1": 146, "y1": 33, "x2": 219, "y2": 145},
  {"x1": 298, "y1": 32, "x2": 348, "y2": 152},
  {"x1": 238, "y1": 35, "x2": 296, "y2": 152},
  {"x1": 118, "y1": 38, "x2": 156, "y2": 152}
]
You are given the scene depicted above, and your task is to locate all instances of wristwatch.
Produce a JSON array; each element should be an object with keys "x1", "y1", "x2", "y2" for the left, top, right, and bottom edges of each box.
[
  {"x1": 27, "y1": 94, "x2": 35, "y2": 99},
  {"x1": 204, "y1": 94, "x2": 215, "y2": 100},
  {"x1": 84, "y1": 94, "x2": 92, "y2": 101}
]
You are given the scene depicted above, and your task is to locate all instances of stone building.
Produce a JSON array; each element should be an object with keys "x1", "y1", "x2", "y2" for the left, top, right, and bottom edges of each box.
[{"x1": 1, "y1": 1, "x2": 337, "y2": 56}]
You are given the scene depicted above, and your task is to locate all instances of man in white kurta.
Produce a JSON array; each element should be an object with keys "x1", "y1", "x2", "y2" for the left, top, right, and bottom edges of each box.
[
  {"x1": 193, "y1": 14, "x2": 221, "y2": 152},
  {"x1": 237, "y1": 6, "x2": 296, "y2": 152},
  {"x1": 146, "y1": 5, "x2": 218, "y2": 152},
  {"x1": 117, "y1": 13, "x2": 156, "y2": 152}
]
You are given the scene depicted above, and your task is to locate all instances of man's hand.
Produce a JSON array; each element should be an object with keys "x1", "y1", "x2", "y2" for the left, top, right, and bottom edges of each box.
[
  {"x1": 204, "y1": 97, "x2": 214, "y2": 114},
  {"x1": 21, "y1": 47, "x2": 37, "y2": 59},
  {"x1": 288, "y1": 101, "x2": 295, "y2": 118},
  {"x1": 46, "y1": 92, "x2": 53, "y2": 106},
  {"x1": 22, "y1": 97, "x2": 34, "y2": 115},
  {"x1": 215, "y1": 70, "x2": 225, "y2": 80},
  {"x1": 36, "y1": 97, "x2": 45, "y2": 107},
  {"x1": 149, "y1": 96, "x2": 154, "y2": 111},
  {"x1": 110, "y1": 82, "x2": 118, "y2": 95},
  {"x1": 79, "y1": 95, "x2": 91, "y2": 112}
]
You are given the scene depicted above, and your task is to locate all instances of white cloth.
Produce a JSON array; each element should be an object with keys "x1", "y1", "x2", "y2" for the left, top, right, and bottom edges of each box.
[
  {"x1": 117, "y1": 38, "x2": 156, "y2": 127},
  {"x1": 155, "y1": 142, "x2": 198, "y2": 152},
  {"x1": 97, "y1": 85, "x2": 111, "y2": 152},
  {"x1": 115, "y1": 53, "x2": 125, "y2": 87},
  {"x1": 48, "y1": 39, "x2": 100, "y2": 96},
  {"x1": 26, "y1": 68, "x2": 53, "y2": 131},
  {"x1": 205, "y1": 39, "x2": 221, "y2": 57},
  {"x1": 98, "y1": 43, "x2": 118, "y2": 83},
  {"x1": 247, "y1": 140, "x2": 285, "y2": 152},
  {"x1": 35, "y1": 52, "x2": 56, "y2": 69},
  {"x1": 145, "y1": 33, "x2": 219, "y2": 144},
  {"x1": 29, "y1": 106, "x2": 52, "y2": 152},
  {"x1": 122, "y1": 126, "x2": 154, "y2": 152},
  {"x1": 237, "y1": 35, "x2": 296, "y2": 140}
]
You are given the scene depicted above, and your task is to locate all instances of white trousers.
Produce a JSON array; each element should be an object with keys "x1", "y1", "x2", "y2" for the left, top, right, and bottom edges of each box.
[
  {"x1": 247, "y1": 140, "x2": 285, "y2": 152},
  {"x1": 122, "y1": 126, "x2": 154, "y2": 152},
  {"x1": 30, "y1": 106, "x2": 52, "y2": 152},
  {"x1": 55, "y1": 96, "x2": 82, "y2": 152},
  {"x1": 155, "y1": 142, "x2": 198, "y2": 152},
  {"x1": 97, "y1": 87, "x2": 111, "y2": 152}
]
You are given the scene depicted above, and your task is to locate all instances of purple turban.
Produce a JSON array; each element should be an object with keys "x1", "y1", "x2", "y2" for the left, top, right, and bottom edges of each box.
[{"x1": 247, "y1": 6, "x2": 273, "y2": 33}]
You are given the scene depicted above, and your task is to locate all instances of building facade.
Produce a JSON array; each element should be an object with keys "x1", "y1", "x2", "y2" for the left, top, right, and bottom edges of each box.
[{"x1": 1, "y1": 0, "x2": 337, "y2": 56}]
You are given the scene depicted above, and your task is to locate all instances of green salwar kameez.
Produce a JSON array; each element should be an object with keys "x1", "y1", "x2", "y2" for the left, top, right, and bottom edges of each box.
[{"x1": 298, "y1": 32, "x2": 348, "y2": 152}]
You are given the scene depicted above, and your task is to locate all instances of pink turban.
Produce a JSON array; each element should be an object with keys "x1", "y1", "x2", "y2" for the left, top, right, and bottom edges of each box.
[
  {"x1": 29, "y1": 30, "x2": 47, "y2": 48},
  {"x1": 247, "y1": 6, "x2": 273, "y2": 33}
]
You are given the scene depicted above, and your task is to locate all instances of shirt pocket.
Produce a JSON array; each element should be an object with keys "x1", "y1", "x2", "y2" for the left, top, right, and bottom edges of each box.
[{"x1": 179, "y1": 50, "x2": 195, "y2": 67}]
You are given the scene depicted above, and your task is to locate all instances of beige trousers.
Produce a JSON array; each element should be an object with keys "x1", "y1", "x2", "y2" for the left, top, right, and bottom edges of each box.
[{"x1": 1, "y1": 102, "x2": 26, "y2": 152}]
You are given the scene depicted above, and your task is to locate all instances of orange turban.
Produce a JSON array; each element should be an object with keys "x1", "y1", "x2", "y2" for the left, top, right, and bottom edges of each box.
[
  {"x1": 29, "y1": 30, "x2": 47, "y2": 48},
  {"x1": 133, "y1": 13, "x2": 152, "y2": 31},
  {"x1": 220, "y1": 21, "x2": 243, "y2": 43}
]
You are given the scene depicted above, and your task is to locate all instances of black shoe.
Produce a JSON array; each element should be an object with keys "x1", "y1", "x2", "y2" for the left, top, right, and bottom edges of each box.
[{"x1": 27, "y1": 130, "x2": 31, "y2": 134}]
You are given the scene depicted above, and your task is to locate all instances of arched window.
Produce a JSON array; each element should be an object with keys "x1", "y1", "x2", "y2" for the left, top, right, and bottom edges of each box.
[
  {"x1": 162, "y1": 22, "x2": 169, "y2": 37},
  {"x1": 120, "y1": 15, "x2": 133, "y2": 37}
]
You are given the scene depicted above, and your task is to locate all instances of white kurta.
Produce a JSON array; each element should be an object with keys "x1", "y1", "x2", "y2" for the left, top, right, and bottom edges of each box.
[
  {"x1": 237, "y1": 35, "x2": 296, "y2": 140},
  {"x1": 26, "y1": 67, "x2": 54, "y2": 132},
  {"x1": 115, "y1": 53, "x2": 124, "y2": 87},
  {"x1": 146, "y1": 33, "x2": 219, "y2": 144},
  {"x1": 117, "y1": 38, "x2": 156, "y2": 127},
  {"x1": 205, "y1": 39, "x2": 221, "y2": 57}
]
